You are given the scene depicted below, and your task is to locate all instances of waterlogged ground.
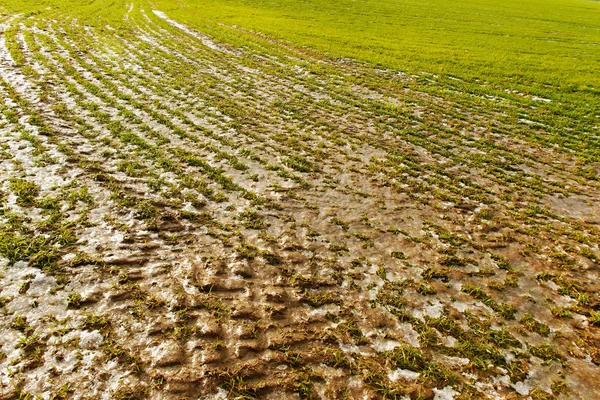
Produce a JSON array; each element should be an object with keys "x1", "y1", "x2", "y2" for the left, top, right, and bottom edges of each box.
[{"x1": 0, "y1": 3, "x2": 600, "y2": 399}]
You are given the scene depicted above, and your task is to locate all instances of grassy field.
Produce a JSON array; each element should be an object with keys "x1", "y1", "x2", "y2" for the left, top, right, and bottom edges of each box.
[
  {"x1": 152, "y1": 0, "x2": 600, "y2": 138},
  {"x1": 0, "y1": 0, "x2": 599, "y2": 398},
  {"x1": 155, "y1": 0, "x2": 600, "y2": 88}
]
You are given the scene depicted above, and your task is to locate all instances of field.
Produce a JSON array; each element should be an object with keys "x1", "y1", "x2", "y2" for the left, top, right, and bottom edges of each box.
[{"x1": 0, "y1": 0, "x2": 599, "y2": 398}]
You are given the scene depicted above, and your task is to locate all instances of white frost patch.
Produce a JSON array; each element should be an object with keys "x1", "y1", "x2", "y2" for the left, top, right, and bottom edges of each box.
[
  {"x1": 0, "y1": 17, "x2": 20, "y2": 64},
  {"x1": 397, "y1": 322, "x2": 420, "y2": 347},
  {"x1": 532, "y1": 96, "x2": 551, "y2": 103},
  {"x1": 433, "y1": 386, "x2": 459, "y2": 400},
  {"x1": 438, "y1": 354, "x2": 470, "y2": 367},
  {"x1": 0, "y1": 27, "x2": 40, "y2": 104},
  {"x1": 479, "y1": 375, "x2": 511, "y2": 399},
  {"x1": 339, "y1": 343, "x2": 363, "y2": 354},
  {"x1": 308, "y1": 303, "x2": 340, "y2": 318},
  {"x1": 152, "y1": 10, "x2": 233, "y2": 54},
  {"x1": 214, "y1": 388, "x2": 229, "y2": 399},
  {"x1": 79, "y1": 330, "x2": 104, "y2": 349},
  {"x1": 452, "y1": 301, "x2": 471, "y2": 313},
  {"x1": 27, "y1": 271, "x2": 57, "y2": 297},
  {"x1": 372, "y1": 338, "x2": 401, "y2": 352},
  {"x1": 388, "y1": 368, "x2": 420, "y2": 381},
  {"x1": 62, "y1": 330, "x2": 104, "y2": 349},
  {"x1": 512, "y1": 381, "x2": 530, "y2": 395},
  {"x1": 510, "y1": 357, "x2": 556, "y2": 396},
  {"x1": 348, "y1": 376, "x2": 363, "y2": 389},
  {"x1": 238, "y1": 64, "x2": 259, "y2": 75},
  {"x1": 0, "y1": 30, "x2": 16, "y2": 65},
  {"x1": 413, "y1": 299, "x2": 444, "y2": 320},
  {"x1": 182, "y1": 202, "x2": 198, "y2": 213},
  {"x1": 148, "y1": 340, "x2": 181, "y2": 367},
  {"x1": 519, "y1": 118, "x2": 537, "y2": 126},
  {"x1": 1, "y1": 262, "x2": 51, "y2": 299},
  {"x1": 441, "y1": 335, "x2": 457, "y2": 347},
  {"x1": 125, "y1": 3, "x2": 134, "y2": 21}
]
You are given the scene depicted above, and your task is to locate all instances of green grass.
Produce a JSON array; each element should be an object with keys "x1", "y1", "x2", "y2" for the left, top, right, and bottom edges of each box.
[
  {"x1": 3, "y1": 0, "x2": 598, "y2": 129},
  {"x1": 149, "y1": 0, "x2": 600, "y2": 119}
]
